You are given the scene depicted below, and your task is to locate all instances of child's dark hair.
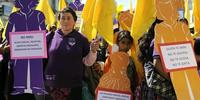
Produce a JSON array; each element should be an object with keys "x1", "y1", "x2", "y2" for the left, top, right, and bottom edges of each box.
[
  {"x1": 58, "y1": 7, "x2": 77, "y2": 22},
  {"x1": 113, "y1": 28, "x2": 119, "y2": 34},
  {"x1": 116, "y1": 30, "x2": 133, "y2": 45}
]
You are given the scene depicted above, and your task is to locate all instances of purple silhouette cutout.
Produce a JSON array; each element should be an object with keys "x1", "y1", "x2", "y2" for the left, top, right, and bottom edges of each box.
[
  {"x1": 69, "y1": 0, "x2": 84, "y2": 11},
  {"x1": 5, "y1": 0, "x2": 47, "y2": 95}
]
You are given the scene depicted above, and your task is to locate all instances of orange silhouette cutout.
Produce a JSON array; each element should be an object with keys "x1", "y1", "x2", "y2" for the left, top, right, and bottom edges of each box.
[
  {"x1": 155, "y1": 0, "x2": 200, "y2": 99},
  {"x1": 97, "y1": 52, "x2": 131, "y2": 92},
  {"x1": 118, "y1": 10, "x2": 133, "y2": 31}
]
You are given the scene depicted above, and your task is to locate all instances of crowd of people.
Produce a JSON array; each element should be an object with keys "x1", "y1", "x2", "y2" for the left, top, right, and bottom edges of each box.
[{"x1": 0, "y1": 1, "x2": 200, "y2": 100}]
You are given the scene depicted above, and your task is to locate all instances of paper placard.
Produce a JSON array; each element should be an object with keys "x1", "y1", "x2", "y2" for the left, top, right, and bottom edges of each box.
[
  {"x1": 9, "y1": 31, "x2": 47, "y2": 59},
  {"x1": 158, "y1": 41, "x2": 197, "y2": 72},
  {"x1": 96, "y1": 88, "x2": 132, "y2": 100}
]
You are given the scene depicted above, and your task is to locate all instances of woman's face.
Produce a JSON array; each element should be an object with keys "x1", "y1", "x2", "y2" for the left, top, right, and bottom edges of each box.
[
  {"x1": 118, "y1": 38, "x2": 132, "y2": 52},
  {"x1": 60, "y1": 12, "x2": 75, "y2": 33}
]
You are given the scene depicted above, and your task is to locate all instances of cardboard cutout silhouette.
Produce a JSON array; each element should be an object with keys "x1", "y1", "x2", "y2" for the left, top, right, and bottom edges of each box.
[
  {"x1": 118, "y1": 10, "x2": 133, "y2": 31},
  {"x1": 5, "y1": 0, "x2": 46, "y2": 95},
  {"x1": 97, "y1": 52, "x2": 132, "y2": 92},
  {"x1": 155, "y1": 0, "x2": 200, "y2": 99},
  {"x1": 69, "y1": 0, "x2": 84, "y2": 28},
  {"x1": 69, "y1": 0, "x2": 84, "y2": 11}
]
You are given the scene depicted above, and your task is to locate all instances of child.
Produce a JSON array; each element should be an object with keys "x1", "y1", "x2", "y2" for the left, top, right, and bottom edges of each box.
[{"x1": 98, "y1": 30, "x2": 138, "y2": 95}]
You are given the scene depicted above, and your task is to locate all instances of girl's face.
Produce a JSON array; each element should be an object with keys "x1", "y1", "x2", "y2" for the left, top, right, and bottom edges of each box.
[
  {"x1": 118, "y1": 38, "x2": 132, "y2": 52},
  {"x1": 60, "y1": 12, "x2": 75, "y2": 33}
]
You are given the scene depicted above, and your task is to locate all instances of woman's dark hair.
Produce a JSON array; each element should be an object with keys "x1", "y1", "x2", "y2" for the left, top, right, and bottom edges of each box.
[
  {"x1": 49, "y1": 25, "x2": 57, "y2": 32},
  {"x1": 138, "y1": 33, "x2": 154, "y2": 63},
  {"x1": 14, "y1": 0, "x2": 39, "y2": 9},
  {"x1": 148, "y1": 18, "x2": 163, "y2": 38},
  {"x1": 137, "y1": 18, "x2": 161, "y2": 63},
  {"x1": 116, "y1": 30, "x2": 133, "y2": 45},
  {"x1": 58, "y1": 7, "x2": 77, "y2": 22}
]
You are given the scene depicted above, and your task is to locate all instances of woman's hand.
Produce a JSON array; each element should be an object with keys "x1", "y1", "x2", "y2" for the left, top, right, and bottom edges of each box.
[{"x1": 90, "y1": 39, "x2": 100, "y2": 53}]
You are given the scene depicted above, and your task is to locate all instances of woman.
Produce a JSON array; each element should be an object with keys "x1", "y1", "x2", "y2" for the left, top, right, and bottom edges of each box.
[
  {"x1": 137, "y1": 22, "x2": 176, "y2": 99},
  {"x1": 45, "y1": 7, "x2": 99, "y2": 100}
]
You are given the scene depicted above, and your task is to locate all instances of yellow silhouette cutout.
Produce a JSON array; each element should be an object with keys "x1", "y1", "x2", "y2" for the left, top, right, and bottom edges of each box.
[{"x1": 155, "y1": 0, "x2": 200, "y2": 99}]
